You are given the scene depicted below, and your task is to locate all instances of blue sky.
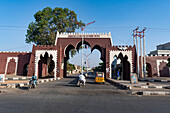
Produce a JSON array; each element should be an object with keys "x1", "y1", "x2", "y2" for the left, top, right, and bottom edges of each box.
[{"x1": 0, "y1": 0, "x2": 170, "y2": 67}]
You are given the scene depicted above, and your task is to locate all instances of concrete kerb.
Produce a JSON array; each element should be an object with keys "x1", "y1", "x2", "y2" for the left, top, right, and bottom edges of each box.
[
  {"x1": 106, "y1": 78, "x2": 170, "y2": 96},
  {"x1": 142, "y1": 91, "x2": 170, "y2": 95},
  {"x1": 107, "y1": 78, "x2": 170, "y2": 90},
  {"x1": 5, "y1": 77, "x2": 31, "y2": 81},
  {"x1": 139, "y1": 78, "x2": 170, "y2": 83},
  {"x1": 1, "y1": 78, "x2": 56, "y2": 88},
  {"x1": 106, "y1": 78, "x2": 130, "y2": 90}
]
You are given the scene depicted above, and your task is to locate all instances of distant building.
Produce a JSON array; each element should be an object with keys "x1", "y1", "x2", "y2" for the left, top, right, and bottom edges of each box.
[
  {"x1": 149, "y1": 42, "x2": 170, "y2": 55},
  {"x1": 74, "y1": 65, "x2": 81, "y2": 73},
  {"x1": 144, "y1": 42, "x2": 170, "y2": 77}
]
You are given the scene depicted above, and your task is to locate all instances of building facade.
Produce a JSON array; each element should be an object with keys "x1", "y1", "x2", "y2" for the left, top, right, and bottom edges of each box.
[
  {"x1": 0, "y1": 32, "x2": 169, "y2": 79},
  {"x1": 143, "y1": 42, "x2": 170, "y2": 77}
]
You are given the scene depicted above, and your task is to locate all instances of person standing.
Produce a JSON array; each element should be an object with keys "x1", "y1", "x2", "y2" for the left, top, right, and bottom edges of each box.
[
  {"x1": 117, "y1": 69, "x2": 120, "y2": 80},
  {"x1": 31, "y1": 73, "x2": 38, "y2": 87}
]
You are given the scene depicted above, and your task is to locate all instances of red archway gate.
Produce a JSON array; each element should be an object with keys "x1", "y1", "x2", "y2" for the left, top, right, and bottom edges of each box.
[
  {"x1": 55, "y1": 32, "x2": 113, "y2": 79},
  {"x1": 26, "y1": 32, "x2": 137, "y2": 80}
]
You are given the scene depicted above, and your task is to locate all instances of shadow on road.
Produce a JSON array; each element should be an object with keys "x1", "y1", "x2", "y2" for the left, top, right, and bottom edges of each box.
[
  {"x1": 66, "y1": 76, "x2": 79, "y2": 78},
  {"x1": 18, "y1": 86, "x2": 29, "y2": 90},
  {"x1": 64, "y1": 78, "x2": 79, "y2": 87},
  {"x1": 86, "y1": 81, "x2": 96, "y2": 84}
]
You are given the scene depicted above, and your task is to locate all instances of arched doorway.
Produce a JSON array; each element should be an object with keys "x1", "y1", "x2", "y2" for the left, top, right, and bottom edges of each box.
[
  {"x1": 38, "y1": 52, "x2": 55, "y2": 78},
  {"x1": 117, "y1": 53, "x2": 124, "y2": 80},
  {"x1": 146, "y1": 63, "x2": 152, "y2": 77},
  {"x1": 111, "y1": 56, "x2": 117, "y2": 79},
  {"x1": 123, "y1": 55, "x2": 130, "y2": 80},
  {"x1": 23, "y1": 63, "x2": 29, "y2": 76},
  {"x1": 64, "y1": 44, "x2": 76, "y2": 78},
  {"x1": 111, "y1": 53, "x2": 131, "y2": 80},
  {"x1": 63, "y1": 42, "x2": 105, "y2": 78},
  {"x1": 91, "y1": 44, "x2": 105, "y2": 78},
  {"x1": 159, "y1": 61, "x2": 170, "y2": 77}
]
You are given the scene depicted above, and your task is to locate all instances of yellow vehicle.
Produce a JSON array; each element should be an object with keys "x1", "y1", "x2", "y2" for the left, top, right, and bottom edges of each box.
[{"x1": 95, "y1": 72, "x2": 105, "y2": 83}]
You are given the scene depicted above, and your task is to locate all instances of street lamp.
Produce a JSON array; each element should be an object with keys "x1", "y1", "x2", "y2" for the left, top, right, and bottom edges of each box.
[{"x1": 78, "y1": 21, "x2": 95, "y2": 75}]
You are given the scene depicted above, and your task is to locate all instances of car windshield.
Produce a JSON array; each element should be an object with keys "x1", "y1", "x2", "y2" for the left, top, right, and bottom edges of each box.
[{"x1": 97, "y1": 72, "x2": 103, "y2": 77}]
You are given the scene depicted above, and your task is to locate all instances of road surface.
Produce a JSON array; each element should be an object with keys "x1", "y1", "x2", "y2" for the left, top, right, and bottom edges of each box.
[{"x1": 0, "y1": 74, "x2": 170, "y2": 113}]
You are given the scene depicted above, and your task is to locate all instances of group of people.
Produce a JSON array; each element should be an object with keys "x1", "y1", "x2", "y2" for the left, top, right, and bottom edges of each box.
[
  {"x1": 31, "y1": 70, "x2": 121, "y2": 87},
  {"x1": 30, "y1": 73, "x2": 86, "y2": 87}
]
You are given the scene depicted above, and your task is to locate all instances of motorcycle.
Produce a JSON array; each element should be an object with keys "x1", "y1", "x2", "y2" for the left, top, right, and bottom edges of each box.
[
  {"x1": 28, "y1": 80, "x2": 37, "y2": 90},
  {"x1": 77, "y1": 80, "x2": 85, "y2": 87},
  {"x1": 77, "y1": 74, "x2": 86, "y2": 87}
]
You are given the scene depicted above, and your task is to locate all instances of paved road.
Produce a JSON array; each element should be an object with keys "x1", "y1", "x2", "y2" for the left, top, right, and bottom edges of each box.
[{"x1": 0, "y1": 74, "x2": 170, "y2": 113}]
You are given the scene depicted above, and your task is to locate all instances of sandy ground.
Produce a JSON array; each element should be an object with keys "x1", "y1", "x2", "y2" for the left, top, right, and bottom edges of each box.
[{"x1": 3, "y1": 80, "x2": 28, "y2": 84}]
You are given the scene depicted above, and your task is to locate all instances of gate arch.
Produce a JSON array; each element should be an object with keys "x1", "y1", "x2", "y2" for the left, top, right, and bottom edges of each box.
[{"x1": 56, "y1": 32, "x2": 114, "y2": 78}]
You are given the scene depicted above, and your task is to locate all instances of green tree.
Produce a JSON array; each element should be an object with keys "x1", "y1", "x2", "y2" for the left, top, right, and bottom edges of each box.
[
  {"x1": 70, "y1": 49, "x2": 76, "y2": 57},
  {"x1": 26, "y1": 7, "x2": 85, "y2": 45},
  {"x1": 93, "y1": 62, "x2": 104, "y2": 72},
  {"x1": 167, "y1": 58, "x2": 170, "y2": 67},
  {"x1": 67, "y1": 61, "x2": 75, "y2": 72}
]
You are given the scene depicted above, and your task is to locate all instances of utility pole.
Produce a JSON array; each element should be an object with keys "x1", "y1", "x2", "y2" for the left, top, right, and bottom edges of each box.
[
  {"x1": 133, "y1": 27, "x2": 139, "y2": 77},
  {"x1": 136, "y1": 33, "x2": 139, "y2": 78},
  {"x1": 133, "y1": 27, "x2": 146, "y2": 78},
  {"x1": 140, "y1": 35, "x2": 143, "y2": 78},
  {"x1": 142, "y1": 28, "x2": 146, "y2": 78}
]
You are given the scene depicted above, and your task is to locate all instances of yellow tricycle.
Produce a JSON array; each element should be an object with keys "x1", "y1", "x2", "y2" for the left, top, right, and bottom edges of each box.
[{"x1": 95, "y1": 72, "x2": 105, "y2": 83}]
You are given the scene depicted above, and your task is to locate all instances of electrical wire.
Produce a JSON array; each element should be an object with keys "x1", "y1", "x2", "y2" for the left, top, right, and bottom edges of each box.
[
  {"x1": 0, "y1": 25, "x2": 27, "y2": 28},
  {"x1": 1, "y1": 45, "x2": 31, "y2": 51}
]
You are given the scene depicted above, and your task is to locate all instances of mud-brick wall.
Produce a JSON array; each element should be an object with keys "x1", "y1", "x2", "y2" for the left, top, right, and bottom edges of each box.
[{"x1": 0, "y1": 52, "x2": 31, "y2": 75}]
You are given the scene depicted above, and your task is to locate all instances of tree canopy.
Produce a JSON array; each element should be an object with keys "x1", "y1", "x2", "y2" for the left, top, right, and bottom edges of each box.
[
  {"x1": 67, "y1": 61, "x2": 75, "y2": 72},
  {"x1": 26, "y1": 7, "x2": 85, "y2": 45},
  {"x1": 93, "y1": 62, "x2": 104, "y2": 72}
]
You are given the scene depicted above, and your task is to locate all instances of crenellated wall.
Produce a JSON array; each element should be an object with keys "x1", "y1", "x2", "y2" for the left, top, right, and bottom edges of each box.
[{"x1": 140, "y1": 55, "x2": 170, "y2": 77}]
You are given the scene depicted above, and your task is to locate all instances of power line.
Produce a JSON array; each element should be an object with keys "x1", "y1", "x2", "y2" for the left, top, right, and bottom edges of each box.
[
  {"x1": 0, "y1": 25, "x2": 27, "y2": 28},
  {"x1": 1, "y1": 24, "x2": 170, "y2": 31},
  {"x1": 1, "y1": 45, "x2": 31, "y2": 51},
  {"x1": 146, "y1": 27, "x2": 170, "y2": 31},
  {"x1": 0, "y1": 29, "x2": 26, "y2": 31}
]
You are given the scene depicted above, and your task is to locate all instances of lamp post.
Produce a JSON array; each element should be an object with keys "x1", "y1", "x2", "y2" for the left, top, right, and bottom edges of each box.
[
  {"x1": 83, "y1": 53, "x2": 91, "y2": 74},
  {"x1": 79, "y1": 21, "x2": 95, "y2": 75},
  {"x1": 72, "y1": 20, "x2": 95, "y2": 75},
  {"x1": 81, "y1": 31, "x2": 84, "y2": 75}
]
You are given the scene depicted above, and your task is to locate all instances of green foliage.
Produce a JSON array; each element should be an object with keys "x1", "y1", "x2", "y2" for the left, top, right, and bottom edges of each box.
[
  {"x1": 26, "y1": 7, "x2": 85, "y2": 45},
  {"x1": 48, "y1": 60, "x2": 55, "y2": 75},
  {"x1": 67, "y1": 61, "x2": 76, "y2": 71},
  {"x1": 167, "y1": 58, "x2": 170, "y2": 67},
  {"x1": 93, "y1": 62, "x2": 104, "y2": 72},
  {"x1": 70, "y1": 45, "x2": 84, "y2": 57},
  {"x1": 70, "y1": 49, "x2": 76, "y2": 57}
]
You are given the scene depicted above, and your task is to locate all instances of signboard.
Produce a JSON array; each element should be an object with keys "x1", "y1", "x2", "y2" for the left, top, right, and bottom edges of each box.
[
  {"x1": 0, "y1": 74, "x2": 5, "y2": 83},
  {"x1": 130, "y1": 73, "x2": 138, "y2": 84}
]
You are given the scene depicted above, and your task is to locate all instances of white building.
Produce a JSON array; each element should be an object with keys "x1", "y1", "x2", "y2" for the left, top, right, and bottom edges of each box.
[{"x1": 149, "y1": 42, "x2": 170, "y2": 55}]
